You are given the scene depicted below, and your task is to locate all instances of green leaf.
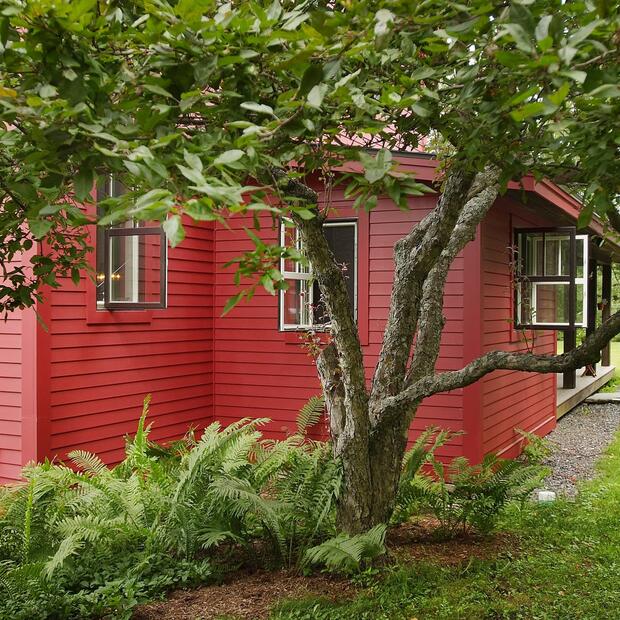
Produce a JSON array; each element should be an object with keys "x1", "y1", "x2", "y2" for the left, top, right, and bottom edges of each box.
[
  {"x1": 501, "y1": 24, "x2": 533, "y2": 53},
  {"x1": 240, "y1": 101, "x2": 275, "y2": 116},
  {"x1": 221, "y1": 290, "x2": 246, "y2": 315},
  {"x1": 299, "y1": 64, "x2": 324, "y2": 97},
  {"x1": 38, "y1": 204, "x2": 64, "y2": 215},
  {"x1": 568, "y1": 20, "x2": 601, "y2": 46},
  {"x1": 163, "y1": 214, "x2": 185, "y2": 247},
  {"x1": 587, "y1": 84, "x2": 620, "y2": 98},
  {"x1": 411, "y1": 103, "x2": 431, "y2": 118},
  {"x1": 560, "y1": 70, "x2": 587, "y2": 84},
  {"x1": 506, "y1": 85, "x2": 540, "y2": 107},
  {"x1": 184, "y1": 150, "x2": 203, "y2": 172},
  {"x1": 577, "y1": 202, "x2": 594, "y2": 228},
  {"x1": 307, "y1": 84, "x2": 327, "y2": 109},
  {"x1": 260, "y1": 273, "x2": 276, "y2": 295},
  {"x1": 535, "y1": 15, "x2": 552, "y2": 42},
  {"x1": 28, "y1": 218, "x2": 53, "y2": 239},
  {"x1": 410, "y1": 66, "x2": 435, "y2": 81},
  {"x1": 547, "y1": 82, "x2": 570, "y2": 106},
  {"x1": 39, "y1": 84, "x2": 57, "y2": 98},
  {"x1": 510, "y1": 101, "x2": 549, "y2": 121},
  {"x1": 294, "y1": 208, "x2": 316, "y2": 220},
  {"x1": 360, "y1": 148, "x2": 393, "y2": 184},
  {"x1": 177, "y1": 164, "x2": 205, "y2": 185},
  {"x1": 374, "y1": 9, "x2": 394, "y2": 37},
  {"x1": 74, "y1": 168, "x2": 94, "y2": 201},
  {"x1": 214, "y1": 149, "x2": 245, "y2": 165},
  {"x1": 143, "y1": 84, "x2": 175, "y2": 99}
]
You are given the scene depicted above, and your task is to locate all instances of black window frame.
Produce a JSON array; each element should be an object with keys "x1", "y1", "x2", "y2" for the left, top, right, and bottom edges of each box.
[
  {"x1": 102, "y1": 226, "x2": 168, "y2": 310},
  {"x1": 513, "y1": 226, "x2": 579, "y2": 331}
]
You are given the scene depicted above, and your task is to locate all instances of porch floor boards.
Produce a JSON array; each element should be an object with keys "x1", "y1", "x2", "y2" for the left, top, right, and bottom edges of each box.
[{"x1": 556, "y1": 365, "x2": 616, "y2": 419}]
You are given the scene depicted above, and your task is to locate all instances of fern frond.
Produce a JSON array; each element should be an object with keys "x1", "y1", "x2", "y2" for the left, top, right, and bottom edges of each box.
[
  {"x1": 296, "y1": 395, "x2": 325, "y2": 436},
  {"x1": 304, "y1": 524, "x2": 387, "y2": 573},
  {"x1": 68, "y1": 450, "x2": 108, "y2": 477}
]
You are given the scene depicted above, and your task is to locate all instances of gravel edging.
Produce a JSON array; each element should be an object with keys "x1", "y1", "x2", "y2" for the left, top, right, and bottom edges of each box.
[{"x1": 541, "y1": 402, "x2": 620, "y2": 498}]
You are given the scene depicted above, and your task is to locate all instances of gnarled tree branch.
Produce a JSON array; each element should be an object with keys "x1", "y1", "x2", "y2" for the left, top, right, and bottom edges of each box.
[
  {"x1": 379, "y1": 309, "x2": 620, "y2": 420},
  {"x1": 369, "y1": 167, "x2": 476, "y2": 413},
  {"x1": 404, "y1": 166, "x2": 501, "y2": 387}
]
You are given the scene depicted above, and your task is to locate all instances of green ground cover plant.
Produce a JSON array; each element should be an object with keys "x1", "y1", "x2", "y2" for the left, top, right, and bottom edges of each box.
[
  {"x1": 273, "y1": 429, "x2": 620, "y2": 620},
  {"x1": 0, "y1": 397, "x2": 343, "y2": 619},
  {"x1": 0, "y1": 399, "x2": 545, "y2": 619}
]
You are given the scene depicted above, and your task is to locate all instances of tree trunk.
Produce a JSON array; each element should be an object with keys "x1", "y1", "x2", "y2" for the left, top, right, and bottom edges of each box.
[{"x1": 317, "y1": 342, "x2": 413, "y2": 532}]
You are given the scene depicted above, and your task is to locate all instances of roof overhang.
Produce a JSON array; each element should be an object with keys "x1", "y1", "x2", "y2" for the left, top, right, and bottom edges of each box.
[{"x1": 382, "y1": 152, "x2": 620, "y2": 264}]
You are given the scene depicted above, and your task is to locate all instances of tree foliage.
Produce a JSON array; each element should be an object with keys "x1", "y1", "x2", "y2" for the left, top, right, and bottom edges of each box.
[
  {"x1": 1, "y1": 0, "x2": 618, "y2": 313},
  {"x1": 2, "y1": 0, "x2": 620, "y2": 531}
]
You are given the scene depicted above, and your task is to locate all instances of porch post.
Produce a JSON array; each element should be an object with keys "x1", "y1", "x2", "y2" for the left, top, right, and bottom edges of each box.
[
  {"x1": 562, "y1": 329, "x2": 576, "y2": 389},
  {"x1": 586, "y1": 258, "x2": 598, "y2": 337},
  {"x1": 602, "y1": 263, "x2": 612, "y2": 367}
]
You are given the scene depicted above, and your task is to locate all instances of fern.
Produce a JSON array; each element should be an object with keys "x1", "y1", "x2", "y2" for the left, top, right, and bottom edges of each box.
[
  {"x1": 296, "y1": 395, "x2": 325, "y2": 437},
  {"x1": 304, "y1": 524, "x2": 387, "y2": 573},
  {"x1": 393, "y1": 427, "x2": 457, "y2": 524}
]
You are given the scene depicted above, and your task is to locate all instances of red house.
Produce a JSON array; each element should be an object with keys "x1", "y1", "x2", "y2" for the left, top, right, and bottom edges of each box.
[{"x1": 1, "y1": 153, "x2": 618, "y2": 483}]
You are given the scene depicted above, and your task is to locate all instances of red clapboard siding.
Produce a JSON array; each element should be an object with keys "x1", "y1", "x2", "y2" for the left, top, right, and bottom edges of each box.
[
  {"x1": 480, "y1": 199, "x2": 557, "y2": 457},
  {"x1": 44, "y1": 219, "x2": 215, "y2": 467},
  {"x1": 213, "y1": 184, "x2": 466, "y2": 461},
  {"x1": 0, "y1": 251, "x2": 38, "y2": 481}
]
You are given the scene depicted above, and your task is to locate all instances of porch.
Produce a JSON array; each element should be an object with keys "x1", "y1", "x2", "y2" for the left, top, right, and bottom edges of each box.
[{"x1": 557, "y1": 364, "x2": 616, "y2": 419}]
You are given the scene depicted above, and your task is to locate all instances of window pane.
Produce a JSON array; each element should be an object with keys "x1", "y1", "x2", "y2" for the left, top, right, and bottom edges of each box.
[
  {"x1": 282, "y1": 278, "x2": 311, "y2": 327},
  {"x1": 96, "y1": 225, "x2": 106, "y2": 304},
  {"x1": 108, "y1": 233, "x2": 163, "y2": 305},
  {"x1": 313, "y1": 224, "x2": 356, "y2": 324},
  {"x1": 576, "y1": 238, "x2": 584, "y2": 278},
  {"x1": 544, "y1": 234, "x2": 570, "y2": 276},
  {"x1": 519, "y1": 281, "x2": 570, "y2": 325},
  {"x1": 282, "y1": 225, "x2": 309, "y2": 274},
  {"x1": 523, "y1": 234, "x2": 544, "y2": 276}
]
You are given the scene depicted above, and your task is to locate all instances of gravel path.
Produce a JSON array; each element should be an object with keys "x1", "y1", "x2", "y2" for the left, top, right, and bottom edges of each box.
[{"x1": 542, "y1": 401, "x2": 620, "y2": 497}]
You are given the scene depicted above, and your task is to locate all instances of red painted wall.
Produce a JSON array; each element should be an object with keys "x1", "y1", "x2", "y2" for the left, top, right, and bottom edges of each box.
[
  {"x1": 480, "y1": 198, "x2": 557, "y2": 457},
  {"x1": 1, "y1": 162, "x2": 573, "y2": 480},
  {"x1": 0, "y1": 253, "x2": 38, "y2": 483},
  {"x1": 213, "y1": 183, "x2": 466, "y2": 460},
  {"x1": 0, "y1": 305, "x2": 25, "y2": 483},
  {"x1": 40, "y1": 219, "x2": 215, "y2": 467}
]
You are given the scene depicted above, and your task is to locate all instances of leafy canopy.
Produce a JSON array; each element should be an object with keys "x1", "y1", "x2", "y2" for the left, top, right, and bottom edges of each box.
[{"x1": 0, "y1": 0, "x2": 619, "y2": 314}]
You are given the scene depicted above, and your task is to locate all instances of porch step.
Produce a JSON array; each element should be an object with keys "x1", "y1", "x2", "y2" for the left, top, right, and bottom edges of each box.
[{"x1": 584, "y1": 391, "x2": 620, "y2": 404}]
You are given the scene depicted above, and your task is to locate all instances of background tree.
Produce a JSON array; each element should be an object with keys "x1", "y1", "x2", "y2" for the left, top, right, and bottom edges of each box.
[{"x1": 1, "y1": 0, "x2": 620, "y2": 532}]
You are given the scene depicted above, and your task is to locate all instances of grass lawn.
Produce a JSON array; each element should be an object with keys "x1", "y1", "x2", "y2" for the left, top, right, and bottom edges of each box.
[{"x1": 272, "y1": 432, "x2": 620, "y2": 620}]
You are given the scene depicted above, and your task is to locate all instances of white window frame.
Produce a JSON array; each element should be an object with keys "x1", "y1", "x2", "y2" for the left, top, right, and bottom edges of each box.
[{"x1": 279, "y1": 220, "x2": 358, "y2": 331}]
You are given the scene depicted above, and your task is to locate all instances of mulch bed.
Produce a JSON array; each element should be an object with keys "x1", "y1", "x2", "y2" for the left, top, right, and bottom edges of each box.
[
  {"x1": 132, "y1": 570, "x2": 355, "y2": 620},
  {"x1": 133, "y1": 518, "x2": 517, "y2": 620},
  {"x1": 387, "y1": 517, "x2": 520, "y2": 565}
]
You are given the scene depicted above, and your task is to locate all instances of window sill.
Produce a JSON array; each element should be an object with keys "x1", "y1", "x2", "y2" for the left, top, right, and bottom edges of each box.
[{"x1": 86, "y1": 307, "x2": 153, "y2": 326}]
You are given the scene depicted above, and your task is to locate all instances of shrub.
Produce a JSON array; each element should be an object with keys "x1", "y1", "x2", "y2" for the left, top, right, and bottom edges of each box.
[
  {"x1": 0, "y1": 395, "x2": 342, "y2": 618},
  {"x1": 395, "y1": 428, "x2": 549, "y2": 537}
]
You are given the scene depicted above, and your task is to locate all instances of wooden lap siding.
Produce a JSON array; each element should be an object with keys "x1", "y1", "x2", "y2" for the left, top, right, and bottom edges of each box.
[
  {"x1": 0, "y1": 253, "x2": 38, "y2": 482},
  {"x1": 480, "y1": 199, "x2": 557, "y2": 457},
  {"x1": 43, "y1": 220, "x2": 215, "y2": 466},
  {"x1": 214, "y1": 187, "x2": 466, "y2": 460},
  {"x1": 0, "y1": 307, "x2": 25, "y2": 482}
]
